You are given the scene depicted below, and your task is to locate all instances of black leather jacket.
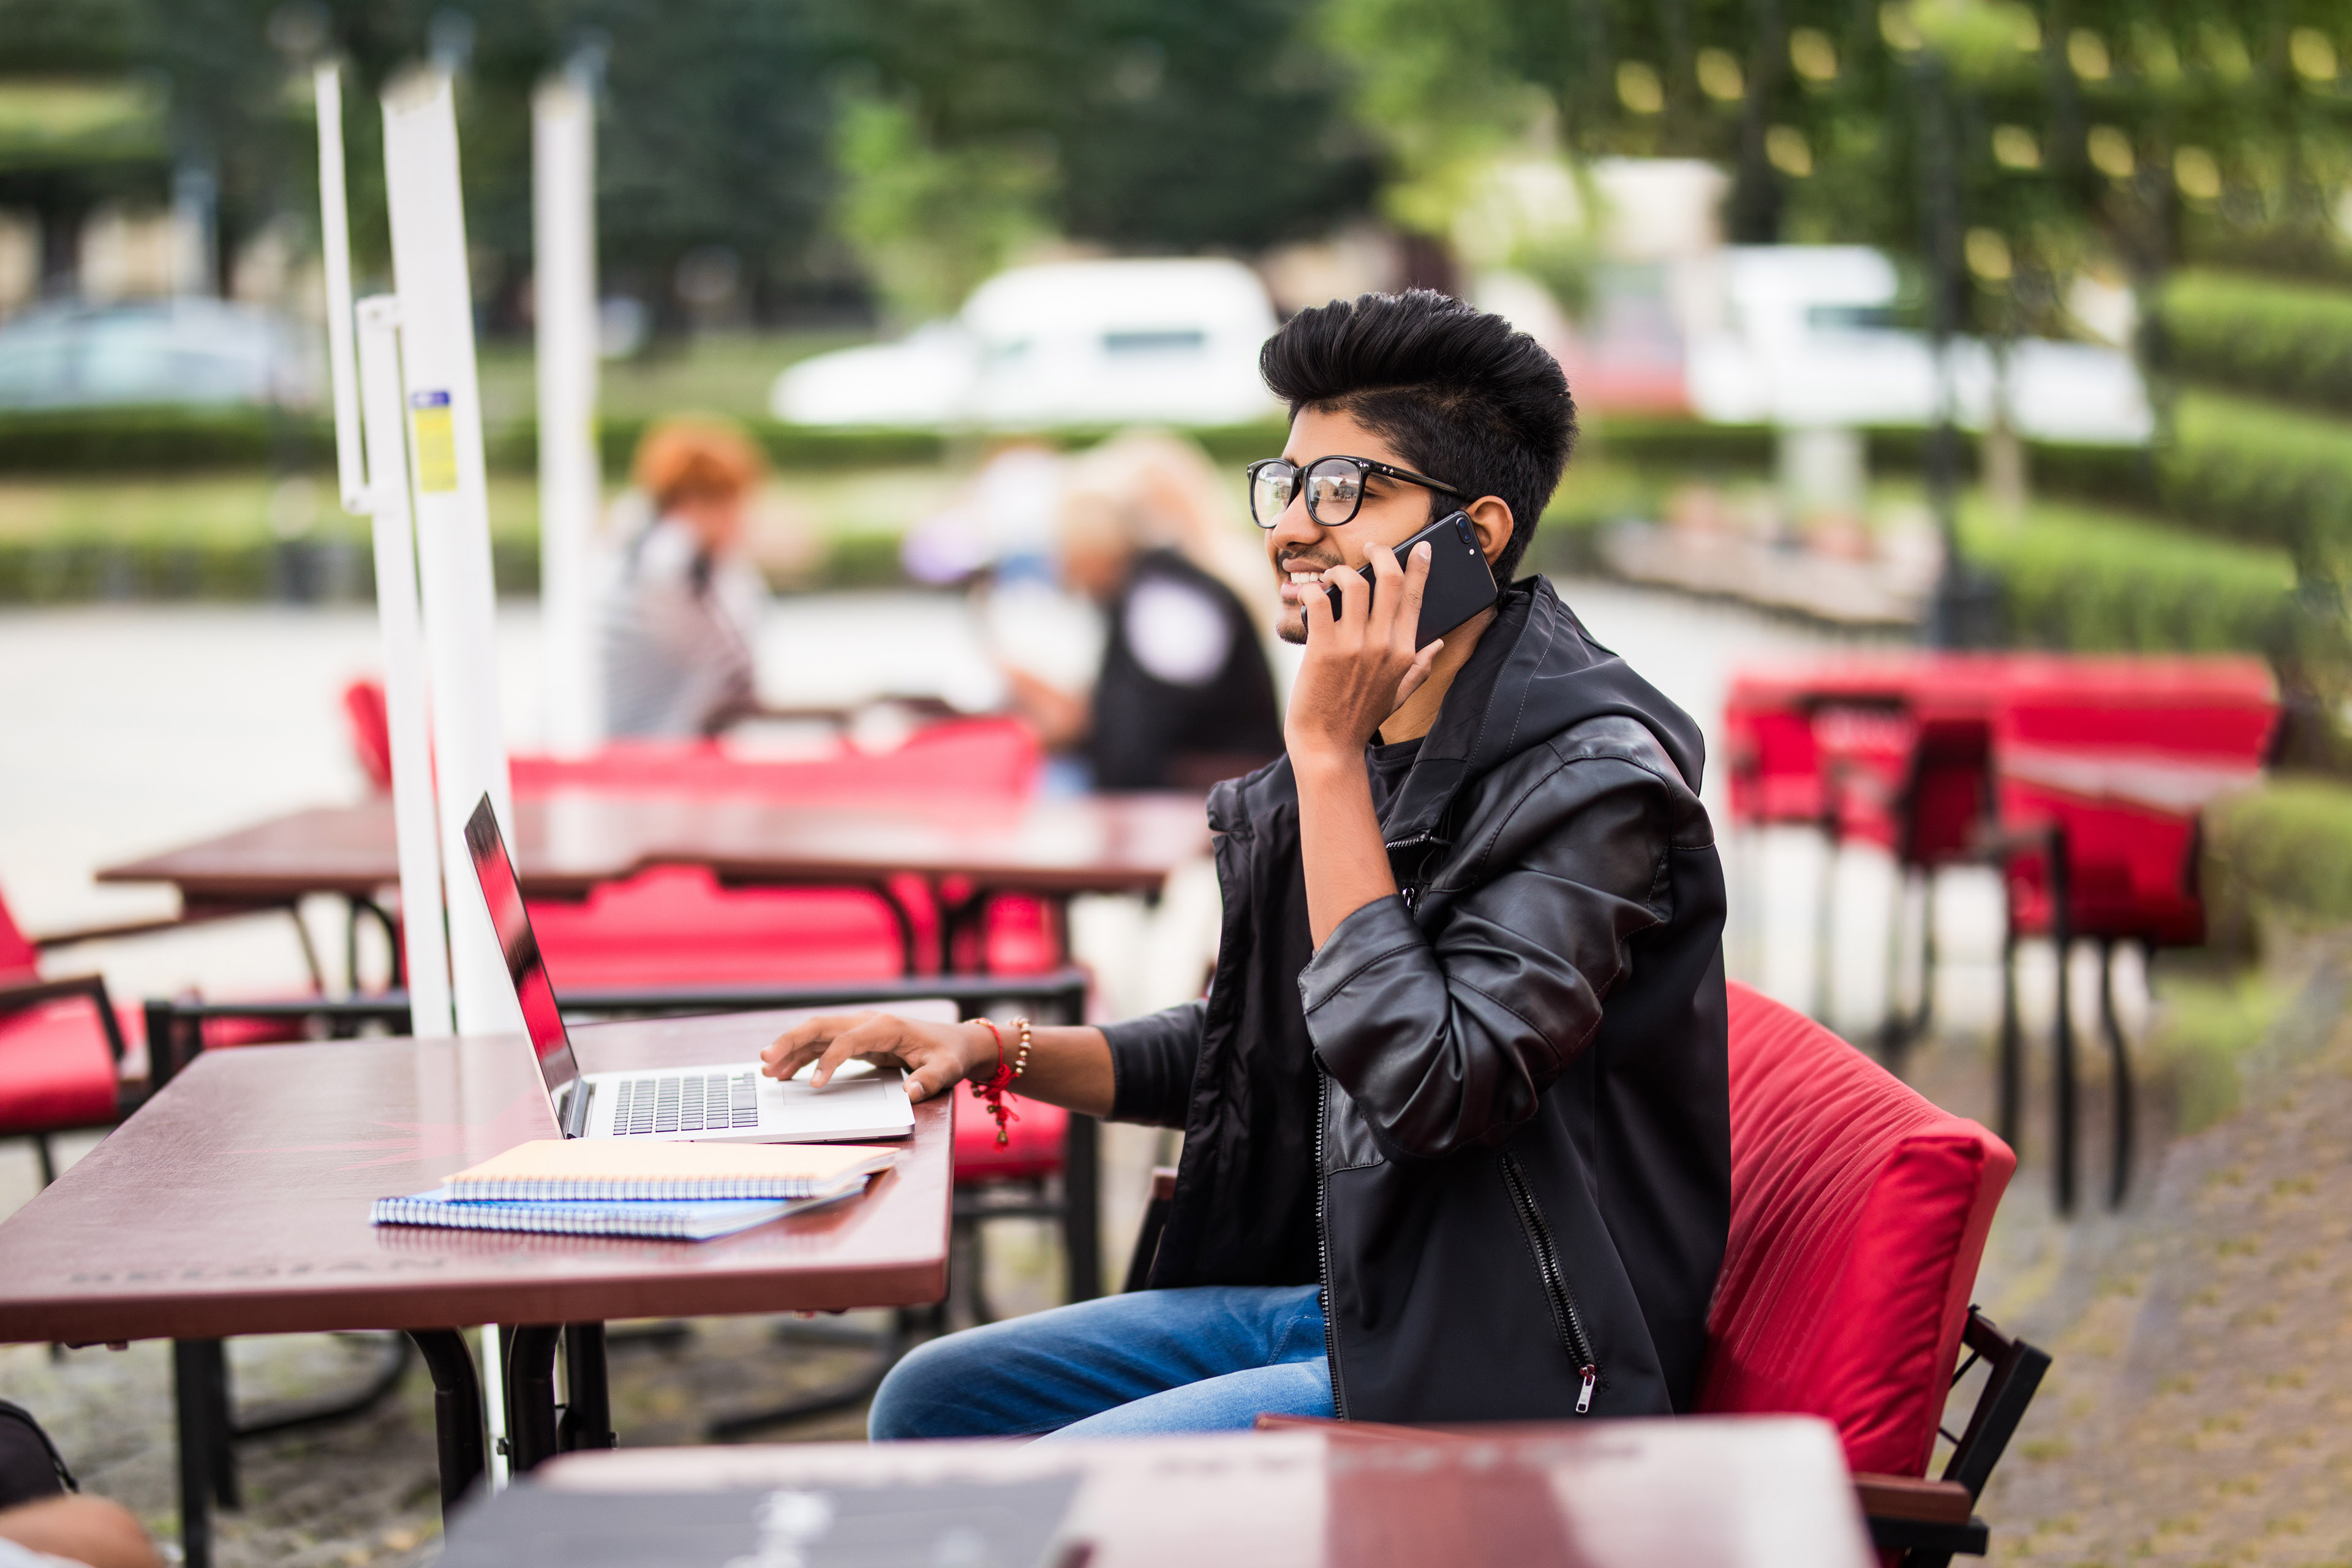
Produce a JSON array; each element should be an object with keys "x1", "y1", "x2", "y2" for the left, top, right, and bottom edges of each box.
[{"x1": 1102, "y1": 578, "x2": 1729, "y2": 1423}]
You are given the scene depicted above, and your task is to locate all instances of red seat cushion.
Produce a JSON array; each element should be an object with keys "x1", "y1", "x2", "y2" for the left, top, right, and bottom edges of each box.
[
  {"x1": 530, "y1": 865, "x2": 909, "y2": 989},
  {"x1": 952, "y1": 1092, "x2": 1066, "y2": 1183},
  {"x1": 1696, "y1": 982, "x2": 2014, "y2": 1480},
  {"x1": 0, "y1": 998, "x2": 122, "y2": 1133}
]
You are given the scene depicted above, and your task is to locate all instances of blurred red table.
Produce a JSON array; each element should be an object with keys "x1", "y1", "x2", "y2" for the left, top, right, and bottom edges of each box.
[
  {"x1": 518, "y1": 1417, "x2": 1875, "y2": 1568},
  {"x1": 98, "y1": 790, "x2": 1212, "y2": 975}
]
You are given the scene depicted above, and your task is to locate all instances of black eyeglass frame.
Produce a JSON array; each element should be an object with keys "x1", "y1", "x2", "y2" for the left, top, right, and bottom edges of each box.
[{"x1": 1245, "y1": 454, "x2": 1469, "y2": 529}]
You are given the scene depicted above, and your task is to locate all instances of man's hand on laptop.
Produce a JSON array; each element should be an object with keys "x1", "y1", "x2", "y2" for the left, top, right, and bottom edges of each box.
[{"x1": 762, "y1": 1013, "x2": 993, "y2": 1104}]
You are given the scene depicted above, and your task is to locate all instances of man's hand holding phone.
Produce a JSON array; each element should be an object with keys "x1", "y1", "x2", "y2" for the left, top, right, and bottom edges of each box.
[{"x1": 1284, "y1": 539, "x2": 1442, "y2": 767}]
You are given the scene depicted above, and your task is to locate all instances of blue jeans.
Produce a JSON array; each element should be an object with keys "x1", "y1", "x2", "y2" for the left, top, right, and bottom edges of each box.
[{"x1": 869, "y1": 1284, "x2": 1334, "y2": 1441}]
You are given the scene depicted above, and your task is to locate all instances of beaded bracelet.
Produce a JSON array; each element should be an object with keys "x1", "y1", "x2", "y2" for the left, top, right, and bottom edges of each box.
[{"x1": 970, "y1": 1017, "x2": 1021, "y2": 1147}]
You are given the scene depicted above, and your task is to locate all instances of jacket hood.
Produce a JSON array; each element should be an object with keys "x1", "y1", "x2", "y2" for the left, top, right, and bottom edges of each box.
[{"x1": 1375, "y1": 576, "x2": 1706, "y2": 845}]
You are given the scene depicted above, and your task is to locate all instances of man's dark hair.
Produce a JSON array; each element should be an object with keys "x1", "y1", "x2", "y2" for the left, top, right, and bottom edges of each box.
[{"x1": 1259, "y1": 290, "x2": 1575, "y2": 583}]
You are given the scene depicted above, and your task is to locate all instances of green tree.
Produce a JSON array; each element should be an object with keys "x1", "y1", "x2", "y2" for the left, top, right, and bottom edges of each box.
[{"x1": 824, "y1": 0, "x2": 1378, "y2": 265}]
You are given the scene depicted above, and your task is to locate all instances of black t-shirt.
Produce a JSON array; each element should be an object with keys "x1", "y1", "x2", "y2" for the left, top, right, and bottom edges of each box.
[{"x1": 1366, "y1": 734, "x2": 1424, "y2": 821}]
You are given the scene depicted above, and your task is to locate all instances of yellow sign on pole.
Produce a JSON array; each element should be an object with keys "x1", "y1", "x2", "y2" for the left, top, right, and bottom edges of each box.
[{"x1": 409, "y1": 390, "x2": 458, "y2": 492}]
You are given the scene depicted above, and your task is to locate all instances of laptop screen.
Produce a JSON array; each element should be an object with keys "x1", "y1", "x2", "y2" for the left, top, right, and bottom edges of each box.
[{"x1": 461, "y1": 795, "x2": 579, "y2": 1109}]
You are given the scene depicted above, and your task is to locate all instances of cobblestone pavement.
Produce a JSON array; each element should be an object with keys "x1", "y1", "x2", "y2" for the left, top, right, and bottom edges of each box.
[{"x1": 1896, "y1": 934, "x2": 2352, "y2": 1567}]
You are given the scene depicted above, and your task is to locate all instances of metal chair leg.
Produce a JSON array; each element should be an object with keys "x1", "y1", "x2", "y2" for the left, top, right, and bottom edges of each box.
[
  {"x1": 1997, "y1": 932, "x2": 2022, "y2": 1154},
  {"x1": 2101, "y1": 940, "x2": 2134, "y2": 1209},
  {"x1": 2050, "y1": 831, "x2": 2076, "y2": 1216}
]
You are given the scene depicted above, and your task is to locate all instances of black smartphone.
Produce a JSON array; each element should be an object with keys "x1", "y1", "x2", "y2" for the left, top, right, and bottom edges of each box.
[{"x1": 1324, "y1": 509, "x2": 1500, "y2": 649}]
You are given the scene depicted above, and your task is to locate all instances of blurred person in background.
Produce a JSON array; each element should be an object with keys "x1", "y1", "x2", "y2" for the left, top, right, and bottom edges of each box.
[
  {"x1": 602, "y1": 417, "x2": 771, "y2": 739},
  {"x1": 1006, "y1": 480, "x2": 1282, "y2": 791},
  {"x1": 1068, "y1": 429, "x2": 1273, "y2": 639}
]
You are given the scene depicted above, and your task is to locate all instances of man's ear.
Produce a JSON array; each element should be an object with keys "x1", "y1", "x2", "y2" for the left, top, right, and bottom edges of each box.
[{"x1": 1466, "y1": 497, "x2": 1515, "y2": 567}]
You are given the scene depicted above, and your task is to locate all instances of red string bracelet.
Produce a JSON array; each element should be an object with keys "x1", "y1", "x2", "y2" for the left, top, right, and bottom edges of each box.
[{"x1": 971, "y1": 1017, "x2": 1019, "y2": 1147}]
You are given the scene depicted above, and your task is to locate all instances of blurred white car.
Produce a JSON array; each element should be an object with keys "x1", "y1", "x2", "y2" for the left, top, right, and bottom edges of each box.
[
  {"x1": 0, "y1": 298, "x2": 320, "y2": 410},
  {"x1": 1686, "y1": 246, "x2": 2151, "y2": 443},
  {"x1": 774, "y1": 258, "x2": 1281, "y2": 429}
]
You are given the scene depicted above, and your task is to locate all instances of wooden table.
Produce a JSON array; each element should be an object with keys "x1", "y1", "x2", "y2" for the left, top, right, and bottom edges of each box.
[
  {"x1": 0, "y1": 1009, "x2": 952, "y2": 1567},
  {"x1": 507, "y1": 1417, "x2": 1874, "y2": 1567},
  {"x1": 99, "y1": 790, "x2": 1213, "y2": 974}
]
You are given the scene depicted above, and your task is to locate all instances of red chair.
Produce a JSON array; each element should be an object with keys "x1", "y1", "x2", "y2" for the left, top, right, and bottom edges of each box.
[
  {"x1": 1695, "y1": 982, "x2": 2046, "y2": 1562},
  {"x1": 1223, "y1": 982, "x2": 2048, "y2": 1565},
  {"x1": 0, "y1": 889, "x2": 135, "y2": 1184},
  {"x1": 0, "y1": 881, "x2": 315, "y2": 1186}
]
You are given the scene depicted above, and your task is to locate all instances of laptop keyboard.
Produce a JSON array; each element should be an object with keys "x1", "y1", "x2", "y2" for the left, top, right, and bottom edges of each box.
[{"x1": 609, "y1": 1071, "x2": 760, "y2": 1135}]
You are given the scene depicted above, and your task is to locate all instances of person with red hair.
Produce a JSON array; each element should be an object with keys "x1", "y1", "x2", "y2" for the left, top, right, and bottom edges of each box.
[{"x1": 602, "y1": 417, "x2": 770, "y2": 737}]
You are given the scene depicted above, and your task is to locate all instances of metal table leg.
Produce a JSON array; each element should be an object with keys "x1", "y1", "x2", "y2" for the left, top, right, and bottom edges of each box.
[
  {"x1": 172, "y1": 1340, "x2": 228, "y2": 1568},
  {"x1": 500, "y1": 1324, "x2": 565, "y2": 1474},
  {"x1": 557, "y1": 1323, "x2": 616, "y2": 1452},
  {"x1": 407, "y1": 1329, "x2": 486, "y2": 1512}
]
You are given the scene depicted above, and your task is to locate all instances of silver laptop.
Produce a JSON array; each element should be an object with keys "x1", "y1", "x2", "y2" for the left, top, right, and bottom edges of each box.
[{"x1": 462, "y1": 794, "x2": 918, "y2": 1144}]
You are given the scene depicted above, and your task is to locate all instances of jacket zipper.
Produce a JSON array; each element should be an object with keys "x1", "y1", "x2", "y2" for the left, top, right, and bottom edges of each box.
[
  {"x1": 1315, "y1": 1069, "x2": 1351, "y2": 1420},
  {"x1": 1385, "y1": 832, "x2": 1433, "y2": 913},
  {"x1": 1498, "y1": 1150, "x2": 1600, "y2": 1414}
]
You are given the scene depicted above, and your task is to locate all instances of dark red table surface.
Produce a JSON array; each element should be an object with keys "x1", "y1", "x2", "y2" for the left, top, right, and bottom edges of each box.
[
  {"x1": 0, "y1": 1009, "x2": 952, "y2": 1344},
  {"x1": 97, "y1": 791, "x2": 1213, "y2": 907}
]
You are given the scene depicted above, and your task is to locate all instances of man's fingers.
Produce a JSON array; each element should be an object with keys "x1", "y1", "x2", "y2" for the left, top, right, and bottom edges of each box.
[
  {"x1": 1398, "y1": 540, "x2": 1432, "y2": 628},
  {"x1": 1324, "y1": 560, "x2": 1371, "y2": 639},
  {"x1": 762, "y1": 1012, "x2": 870, "y2": 1075},
  {"x1": 1395, "y1": 637, "x2": 1444, "y2": 707}
]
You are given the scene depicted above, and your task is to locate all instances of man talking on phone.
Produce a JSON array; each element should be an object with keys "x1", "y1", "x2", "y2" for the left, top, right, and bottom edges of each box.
[{"x1": 766, "y1": 290, "x2": 1728, "y2": 1435}]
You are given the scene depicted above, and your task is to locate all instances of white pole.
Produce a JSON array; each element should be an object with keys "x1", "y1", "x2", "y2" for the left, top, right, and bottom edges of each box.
[
  {"x1": 381, "y1": 69, "x2": 521, "y2": 1042},
  {"x1": 314, "y1": 66, "x2": 366, "y2": 516},
  {"x1": 532, "y1": 71, "x2": 603, "y2": 756},
  {"x1": 315, "y1": 64, "x2": 454, "y2": 1036},
  {"x1": 355, "y1": 298, "x2": 456, "y2": 1038}
]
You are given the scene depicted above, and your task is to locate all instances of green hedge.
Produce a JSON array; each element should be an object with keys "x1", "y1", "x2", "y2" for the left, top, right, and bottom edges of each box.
[
  {"x1": 2204, "y1": 779, "x2": 2352, "y2": 930},
  {"x1": 2155, "y1": 390, "x2": 2352, "y2": 563},
  {"x1": 0, "y1": 527, "x2": 914, "y2": 604},
  {"x1": 1959, "y1": 497, "x2": 2298, "y2": 655},
  {"x1": 2159, "y1": 270, "x2": 2352, "y2": 417},
  {"x1": 0, "y1": 406, "x2": 334, "y2": 472}
]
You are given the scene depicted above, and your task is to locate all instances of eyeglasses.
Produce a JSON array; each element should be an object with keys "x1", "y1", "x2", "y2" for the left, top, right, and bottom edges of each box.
[{"x1": 1245, "y1": 454, "x2": 1467, "y2": 529}]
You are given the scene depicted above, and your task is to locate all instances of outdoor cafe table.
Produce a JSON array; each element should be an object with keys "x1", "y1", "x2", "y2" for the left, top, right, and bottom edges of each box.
[
  {"x1": 0, "y1": 1008, "x2": 953, "y2": 1568},
  {"x1": 97, "y1": 789, "x2": 1215, "y2": 974},
  {"x1": 491, "y1": 1416, "x2": 1875, "y2": 1568}
]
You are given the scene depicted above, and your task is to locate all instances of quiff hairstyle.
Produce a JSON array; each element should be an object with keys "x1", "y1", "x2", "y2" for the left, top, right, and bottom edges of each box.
[{"x1": 1259, "y1": 290, "x2": 1575, "y2": 582}]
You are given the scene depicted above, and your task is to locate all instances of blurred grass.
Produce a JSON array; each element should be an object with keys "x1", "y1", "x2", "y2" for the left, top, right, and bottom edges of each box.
[{"x1": 2143, "y1": 965, "x2": 2281, "y2": 1135}]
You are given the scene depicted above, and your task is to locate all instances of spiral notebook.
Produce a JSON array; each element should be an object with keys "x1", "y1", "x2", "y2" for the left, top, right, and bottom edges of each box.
[
  {"x1": 440, "y1": 1139, "x2": 902, "y2": 1203},
  {"x1": 370, "y1": 1185, "x2": 861, "y2": 1241}
]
